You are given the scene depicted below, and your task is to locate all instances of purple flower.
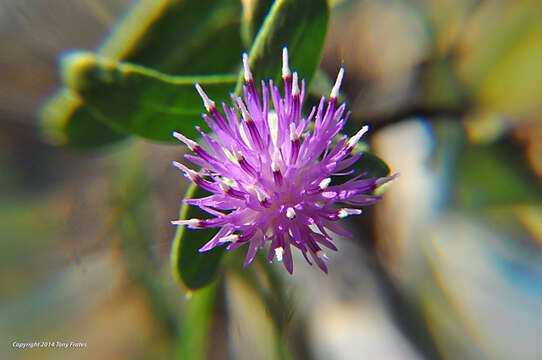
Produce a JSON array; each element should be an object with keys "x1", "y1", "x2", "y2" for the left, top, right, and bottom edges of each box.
[{"x1": 172, "y1": 47, "x2": 395, "y2": 274}]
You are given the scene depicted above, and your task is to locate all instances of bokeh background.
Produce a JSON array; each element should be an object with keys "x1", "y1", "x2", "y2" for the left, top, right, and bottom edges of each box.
[{"x1": 2, "y1": 0, "x2": 542, "y2": 359}]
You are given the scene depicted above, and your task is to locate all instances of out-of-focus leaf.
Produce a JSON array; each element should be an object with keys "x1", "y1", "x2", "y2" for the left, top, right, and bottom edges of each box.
[
  {"x1": 40, "y1": 89, "x2": 127, "y2": 148},
  {"x1": 240, "y1": 0, "x2": 275, "y2": 47},
  {"x1": 101, "y1": 0, "x2": 242, "y2": 75},
  {"x1": 41, "y1": 0, "x2": 243, "y2": 148},
  {"x1": 171, "y1": 184, "x2": 226, "y2": 290},
  {"x1": 176, "y1": 283, "x2": 218, "y2": 360},
  {"x1": 236, "y1": 0, "x2": 329, "y2": 93},
  {"x1": 456, "y1": 141, "x2": 542, "y2": 209},
  {"x1": 61, "y1": 52, "x2": 237, "y2": 141}
]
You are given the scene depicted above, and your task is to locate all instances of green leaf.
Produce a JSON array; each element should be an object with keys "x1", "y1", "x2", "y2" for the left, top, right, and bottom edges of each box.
[
  {"x1": 352, "y1": 149, "x2": 392, "y2": 179},
  {"x1": 61, "y1": 52, "x2": 237, "y2": 141},
  {"x1": 236, "y1": 0, "x2": 329, "y2": 93},
  {"x1": 40, "y1": 89, "x2": 127, "y2": 148},
  {"x1": 171, "y1": 184, "x2": 226, "y2": 290},
  {"x1": 240, "y1": 0, "x2": 275, "y2": 47},
  {"x1": 176, "y1": 283, "x2": 218, "y2": 360},
  {"x1": 347, "y1": 140, "x2": 391, "y2": 181},
  {"x1": 41, "y1": 0, "x2": 243, "y2": 148},
  {"x1": 100, "y1": 0, "x2": 242, "y2": 75}
]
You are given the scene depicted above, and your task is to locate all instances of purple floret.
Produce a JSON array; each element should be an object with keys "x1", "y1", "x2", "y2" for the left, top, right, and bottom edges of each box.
[{"x1": 172, "y1": 47, "x2": 396, "y2": 274}]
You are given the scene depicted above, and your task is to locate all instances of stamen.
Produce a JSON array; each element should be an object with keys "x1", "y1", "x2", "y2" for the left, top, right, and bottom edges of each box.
[
  {"x1": 271, "y1": 159, "x2": 280, "y2": 172},
  {"x1": 275, "y1": 247, "x2": 284, "y2": 262},
  {"x1": 172, "y1": 161, "x2": 199, "y2": 181},
  {"x1": 330, "y1": 67, "x2": 344, "y2": 100},
  {"x1": 338, "y1": 208, "x2": 363, "y2": 218},
  {"x1": 272, "y1": 163, "x2": 283, "y2": 185},
  {"x1": 256, "y1": 188, "x2": 267, "y2": 202},
  {"x1": 242, "y1": 52, "x2": 253, "y2": 82},
  {"x1": 236, "y1": 97, "x2": 252, "y2": 122},
  {"x1": 194, "y1": 82, "x2": 216, "y2": 112},
  {"x1": 282, "y1": 46, "x2": 291, "y2": 79},
  {"x1": 286, "y1": 207, "x2": 296, "y2": 219},
  {"x1": 219, "y1": 181, "x2": 245, "y2": 199},
  {"x1": 290, "y1": 122, "x2": 300, "y2": 163},
  {"x1": 170, "y1": 218, "x2": 202, "y2": 227},
  {"x1": 234, "y1": 149, "x2": 257, "y2": 176},
  {"x1": 319, "y1": 178, "x2": 332, "y2": 190},
  {"x1": 172, "y1": 131, "x2": 198, "y2": 151},
  {"x1": 346, "y1": 125, "x2": 369, "y2": 150},
  {"x1": 322, "y1": 191, "x2": 337, "y2": 199},
  {"x1": 171, "y1": 160, "x2": 186, "y2": 172},
  {"x1": 289, "y1": 122, "x2": 299, "y2": 141},
  {"x1": 220, "y1": 234, "x2": 240, "y2": 243},
  {"x1": 292, "y1": 72, "x2": 300, "y2": 97},
  {"x1": 219, "y1": 182, "x2": 231, "y2": 193},
  {"x1": 273, "y1": 146, "x2": 282, "y2": 164}
]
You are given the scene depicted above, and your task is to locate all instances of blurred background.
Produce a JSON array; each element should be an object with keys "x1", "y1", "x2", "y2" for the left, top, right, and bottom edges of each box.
[{"x1": 1, "y1": 0, "x2": 542, "y2": 359}]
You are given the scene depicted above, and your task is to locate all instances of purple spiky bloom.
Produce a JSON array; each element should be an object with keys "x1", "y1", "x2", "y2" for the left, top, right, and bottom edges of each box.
[{"x1": 171, "y1": 47, "x2": 395, "y2": 274}]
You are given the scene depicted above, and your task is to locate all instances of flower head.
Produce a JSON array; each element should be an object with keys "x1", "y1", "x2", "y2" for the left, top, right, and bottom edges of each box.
[{"x1": 172, "y1": 47, "x2": 395, "y2": 274}]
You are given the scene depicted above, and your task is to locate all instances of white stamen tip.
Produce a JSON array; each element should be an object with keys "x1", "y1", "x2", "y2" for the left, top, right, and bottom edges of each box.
[
  {"x1": 242, "y1": 52, "x2": 253, "y2": 82},
  {"x1": 172, "y1": 131, "x2": 198, "y2": 151},
  {"x1": 289, "y1": 122, "x2": 299, "y2": 141},
  {"x1": 275, "y1": 247, "x2": 284, "y2": 262},
  {"x1": 330, "y1": 67, "x2": 345, "y2": 99},
  {"x1": 338, "y1": 208, "x2": 363, "y2": 218},
  {"x1": 271, "y1": 160, "x2": 280, "y2": 172},
  {"x1": 292, "y1": 71, "x2": 300, "y2": 96},
  {"x1": 220, "y1": 234, "x2": 240, "y2": 243},
  {"x1": 347, "y1": 125, "x2": 369, "y2": 149},
  {"x1": 171, "y1": 218, "x2": 201, "y2": 227},
  {"x1": 194, "y1": 82, "x2": 215, "y2": 111},
  {"x1": 282, "y1": 47, "x2": 291, "y2": 78},
  {"x1": 319, "y1": 178, "x2": 332, "y2": 190},
  {"x1": 286, "y1": 207, "x2": 296, "y2": 219}
]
